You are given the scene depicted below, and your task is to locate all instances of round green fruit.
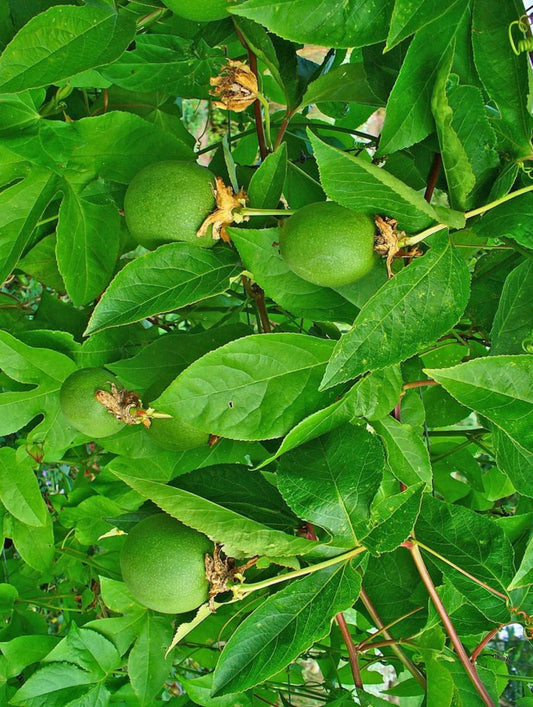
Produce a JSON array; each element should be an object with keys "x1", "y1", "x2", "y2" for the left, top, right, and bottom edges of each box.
[
  {"x1": 120, "y1": 514, "x2": 212, "y2": 614},
  {"x1": 147, "y1": 415, "x2": 209, "y2": 452},
  {"x1": 124, "y1": 161, "x2": 216, "y2": 250},
  {"x1": 60, "y1": 368, "x2": 124, "y2": 439},
  {"x1": 279, "y1": 201, "x2": 377, "y2": 288},
  {"x1": 161, "y1": 0, "x2": 230, "y2": 22}
]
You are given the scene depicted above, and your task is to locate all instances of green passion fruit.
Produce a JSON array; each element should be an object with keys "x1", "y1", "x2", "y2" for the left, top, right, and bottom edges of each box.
[
  {"x1": 124, "y1": 161, "x2": 216, "y2": 250},
  {"x1": 279, "y1": 201, "x2": 377, "y2": 288},
  {"x1": 60, "y1": 368, "x2": 125, "y2": 439},
  {"x1": 120, "y1": 514, "x2": 212, "y2": 614},
  {"x1": 161, "y1": 0, "x2": 230, "y2": 22},
  {"x1": 147, "y1": 414, "x2": 210, "y2": 452}
]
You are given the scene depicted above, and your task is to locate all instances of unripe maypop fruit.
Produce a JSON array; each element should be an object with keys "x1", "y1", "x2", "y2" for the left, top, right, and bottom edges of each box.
[
  {"x1": 279, "y1": 201, "x2": 377, "y2": 288},
  {"x1": 60, "y1": 368, "x2": 125, "y2": 438},
  {"x1": 161, "y1": 0, "x2": 230, "y2": 22},
  {"x1": 124, "y1": 161, "x2": 216, "y2": 250},
  {"x1": 147, "y1": 414, "x2": 210, "y2": 452},
  {"x1": 120, "y1": 514, "x2": 212, "y2": 614}
]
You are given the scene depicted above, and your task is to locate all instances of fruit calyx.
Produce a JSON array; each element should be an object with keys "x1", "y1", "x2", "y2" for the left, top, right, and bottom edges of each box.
[
  {"x1": 197, "y1": 176, "x2": 248, "y2": 243},
  {"x1": 205, "y1": 544, "x2": 257, "y2": 610},
  {"x1": 210, "y1": 59, "x2": 258, "y2": 112},
  {"x1": 94, "y1": 381, "x2": 170, "y2": 428},
  {"x1": 374, "y1": 215, "x2": 422, "y2": 277}
]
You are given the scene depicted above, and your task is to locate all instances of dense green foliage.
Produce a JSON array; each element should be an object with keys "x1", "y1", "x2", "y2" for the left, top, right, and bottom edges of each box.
[{"x1": 0, "y1": 0, "x2": 532, "y2": 705}]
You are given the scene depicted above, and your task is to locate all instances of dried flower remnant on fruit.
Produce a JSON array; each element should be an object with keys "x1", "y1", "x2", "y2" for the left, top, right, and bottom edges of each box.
[
  {"x1": 210, "y1": 59, "x2": 258, "y2": 112},
  {"x1": 374, "y1": 215, "x2": 421, "y2": 277},
  {"x1": 197, "y1": 176, "x2": 248, "y2": 242},
  {"x1": 95, "y1": 382, "x2": 170, "y2": 428},
  {"x1": 205, "y1": 544, "x2": 257, "y2": 610}
]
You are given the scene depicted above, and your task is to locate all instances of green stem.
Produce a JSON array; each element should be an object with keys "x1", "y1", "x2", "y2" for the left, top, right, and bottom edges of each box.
[
  {"x1": 411, "y1": 539, "x2": 508, "y2": 601},
  {"x1": 36, "y1": 214, "x2": 59, "y2": 227},
  {"x1": 239, "y1": 207, "x2": 295, "y2": 217},
  {"x1": 136, "y1": 8, "x2": 168, "y2": 29},
  {"x1": 256, "y1": 92, "x2": 272, "y2": 151},
  {"x1": 235, "y1": 546, "x2": 366, "y2": 598},
  {"x1": 400, "y1": 183, "x2": 533, "y2": 248}
]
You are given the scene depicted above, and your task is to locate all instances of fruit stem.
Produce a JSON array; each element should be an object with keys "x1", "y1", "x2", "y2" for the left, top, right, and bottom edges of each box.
[
  {"x1": 238, "y1": 207, "x2": 296, "y2": 217},
  {"x1": 399, "y1": 183, "x2": 533, "y2": 248},
  {"x1": 233, "y1": 545, "x2": 366, "y2": 598}
]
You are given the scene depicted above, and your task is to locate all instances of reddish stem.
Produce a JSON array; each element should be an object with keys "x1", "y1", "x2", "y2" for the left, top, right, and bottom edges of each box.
[
  {"x1": 403, "y1": 379, "x2": 440, "y2": 390},
  {"x1": 273, "y1": 109, "x2": 294, "y2": 151},
  {"x1": 470, "y1": 627, "x2": 500, "y2": 664},
  {"x1": 235, "y1": 26, "x2": 268, "y2": 161},
  {"x1": 408, "y1": 542, "x2": 494, "y2": 706},
  {"x1": 242, "y1": 276, "x2": 271, "y2": 332},
  {"x1": 359, "y1": 588, "x2": 426, "y2": 689},
  {"x1": 424, "y1": 154, "x2": 442, "y2": 203},
  {"x1": 304, "y1": 524, "x2": 362, "y2": 688},
  {"x1": 336, "y1": 611, "x2": 363, "y2": 688}
]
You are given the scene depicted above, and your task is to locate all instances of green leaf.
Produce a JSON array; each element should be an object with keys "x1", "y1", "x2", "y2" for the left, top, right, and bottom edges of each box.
[
  {"x1": 177, "y1": 466, "x2": 298, "y2": 533},
  {"x1": 231, "y1": 0, "x2": 393, "y2": 49},
  {"x1": 229, "y1": 226, "x2": 358, "y2": 322},
  {"x1": 277, "y1": 425, "x2": 384, "y2": 547},
  {"x1": 426, "y1": 355, "x2": 533, "y2": 453},
  {"x1": 181, "y1": 673, "x2": 252, "y2": 707},
  {"x1": 490, "y1": 260, "x2": 533, "y2": 355},
  {"x1": 0, "y1": 635, "x2": 59, "y2": 678},
  {"x1": 56, "y1": 184, "x2": 120, "y2": 306},
  {"x1": 0, "y1": 5, "x2": 136, "y2": 93},
  {"x1": 364, "y1": 483, "x2": 424, "y2": 554},
  {"x1": 111, "y1": 467, "x2": 317, "y2": 559},
  {"x1": 322, "y1": 233, "x2": 470, "y2": 388},
  {"x1": 301, "y1": 64, "x2": 379, "y2": 107},
  {"x1": 155, "y1": 333, "x2": 337, "y2": 441},
  {"x1": 467, "y1": 250, "x2": 522, "y2": 333},
  {"x1": 416, "y1": 495, "x2": 514, "y2": 622},
  {"x1": 8, "y1": 513, "x2": 54, "y2": 571},
  {"x1": 509, "y1": 536, "x2": 533, "y2": 590},
  {"x1": 256, "y1": 366, "x2": 403, "y2": 467},
  {"x1": 379, "y1": 1, "x2": 471, "y2": 154},
  {"x1": 233, "y1": 17, "x2": 297, "y2": 109},
  {"x1": 44, "y1": 624, "x2": 121, "y2": 677},
  {"x1": 0, "y1": 92, "x2": 41, "y2": 136},
  {"x1": 431, "y1": 51, "x2": 475, "y2": 211},
  {"x1": 472, "y1": 0, "x2": 533, "y2": 158},
  {"x1": 309, "y1": 131, "x2": 445, "y2": 232},
  {"x1": 64, "y1": 112, "x2": 193, "y2": 184},
  {"x1": 386, "y1": 0, "x2": 463, "y2": 50},
  {"x1": 373, "y1": 416, "x2": 432, "y2": 487},
  {"x1": 100, "y1": 35, "x2": 224, "y2": 98},
  {"x1": 108, "y1": 324, "x2": 251, "y2": 400},
  {"x1": 446, "y1": 83, "x2": 499, "y2": 205},
  {"x1": 470, "y1": 192, "x2": 533, "y2": 250},
  {"x1": 18, "y1": 233, "x2": 65, "y2": 292},
  {"x1": 248, "y1": 143, "x2": 287, "y2": 210},
  {"x1": 85, "y1": 613, "x2": 145, "y2": 657},
  {"x1": 0, "y1": 331, "x2": 77, "y2": 453},
  {"x1": 10, "y1": 663, "x2": 97, "y2": 706},
  {"x1": 212, "y1": 561, "x2": 362, "y2": 695},
  {"x1": 0, "y1": 448, "x2": 48, "y2": 526},
  {"x1": 85, "y1": 244, "x2": 241, "y2": 334},
  {"x1": 0, "y1": 167, "x2": 57, "y2": 286},
  {"x1": 128, "y1": 614, "x2": 172, "y2": 704},
  {"x1": 493, "y1": 428, "x2": 533, "y2": 498}
]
